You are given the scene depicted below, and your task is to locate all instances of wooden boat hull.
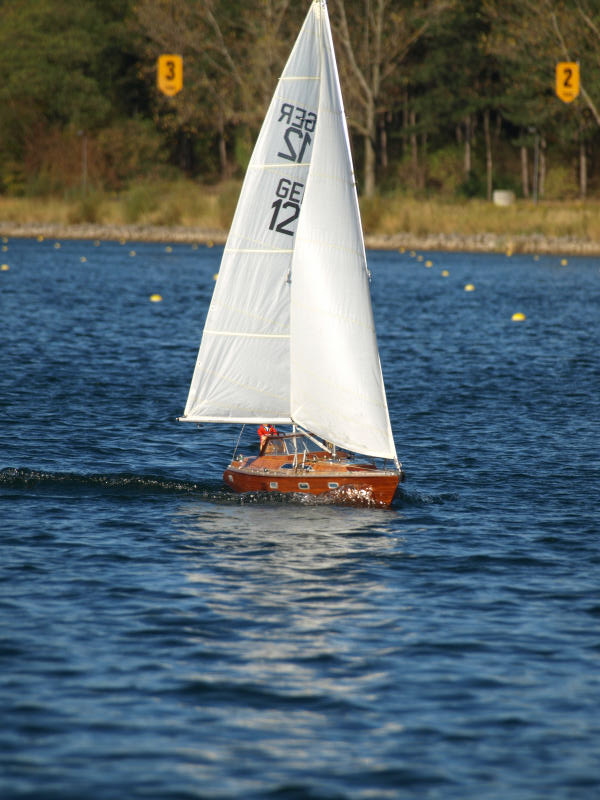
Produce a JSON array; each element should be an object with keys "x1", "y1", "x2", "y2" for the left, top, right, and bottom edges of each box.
[{"x1": 224, "y1": 453, "x2": 402, "y2": 507}]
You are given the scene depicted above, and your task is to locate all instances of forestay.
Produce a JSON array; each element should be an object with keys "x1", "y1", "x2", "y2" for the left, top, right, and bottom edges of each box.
[{"x1": 181, "y1": 0, "x2": 397, "y2": 464}]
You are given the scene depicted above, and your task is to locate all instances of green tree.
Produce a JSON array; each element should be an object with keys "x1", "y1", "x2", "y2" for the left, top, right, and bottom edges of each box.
[
  {"x1": 402, "y1": 0, "x2": 498, "y2": 195},
  {"x1": 330, "y1": 0, "x2": 456, "y2": 196},
  {"x1": 0, "y1": 0, "x2": 150, "y2": 192},
  {"x1": 484, "y1": 0, "x2": 600, "y2": 198},
  {"x1": 133, "y1": 0, "x2": 305, "y2": 179}
]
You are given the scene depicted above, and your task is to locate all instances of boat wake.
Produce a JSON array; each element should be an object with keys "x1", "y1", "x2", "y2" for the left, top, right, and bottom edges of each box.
[
  {"x1": 394, "y1": 486, "x2": 460, "y2": 507},
  {"x1": 0, "y1": 467, "x2": 221, "y2": 498},
  {"x1": 1, "y1": 468, "x2": 456, "y2": 509},
  {"x1": 0, "y1": 467, "x2": 376, "y2": 506},
  {"x1": 232, "y1": 487, "x2": 385, "y2": 508}
]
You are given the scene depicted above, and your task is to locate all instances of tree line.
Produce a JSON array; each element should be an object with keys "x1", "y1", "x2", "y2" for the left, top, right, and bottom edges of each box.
[{"x1": 1, "y1": 0, "x2": 599, "y2": 201}]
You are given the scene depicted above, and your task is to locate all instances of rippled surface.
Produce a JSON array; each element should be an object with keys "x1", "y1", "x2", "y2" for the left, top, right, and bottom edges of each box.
[{"x1": 1, "y1": 238, "x2": 599, "y2": 799}]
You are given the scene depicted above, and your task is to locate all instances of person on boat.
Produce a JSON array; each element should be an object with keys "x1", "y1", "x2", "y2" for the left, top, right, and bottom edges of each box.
[
  {"x1": 257, "y1": 423, "x2": 278, "y2": 453},
  {"x1": 258, "y1": 423, "x2": 278, "y2": 442}
]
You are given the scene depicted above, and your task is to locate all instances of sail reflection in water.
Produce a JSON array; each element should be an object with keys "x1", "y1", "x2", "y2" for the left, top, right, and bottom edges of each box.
[{"x1": 174, "y1": 505, "x2": 407, "y2": 652}]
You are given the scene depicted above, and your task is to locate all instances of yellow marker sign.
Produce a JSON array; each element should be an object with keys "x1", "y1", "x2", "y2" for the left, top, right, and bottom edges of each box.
[
  {"x1": 157, "y1": 54, "x2": 183, "y2": 96},
  {"x1": 556, "y1": 62, "x2": 580, "y2": 103}
]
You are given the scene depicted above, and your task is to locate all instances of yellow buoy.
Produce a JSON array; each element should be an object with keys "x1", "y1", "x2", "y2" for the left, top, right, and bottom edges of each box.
[
  {"x1": 511, "y1": 312, "x2": 526, "y2": 321},
  {"x1": 398, "y1": 247, "x2": 405, "y2": 254},
  {"x1": 1, "y1": 245, "x2": 8, "y2": 252},
  {"x1": 80, "y1": 256, "x2": 87, "y2": 263},
  {"x1": 1, "y1": 264, "x2": 10, "y2": 271},
  {"x1": 213, "y1": 273, "x2": 219, "y2": 281},
  {"x1": 129, "y1": 250, "x2": 136, "y2": 257},
  {"x1": 165, "y1": 246, "x2": 173, "y2": 253},
  {"x1": 425, "y1": 260, "x2": 433, "y2": 268},
  {"x1": 207, "y1": 240, "x2": 214, "y2": 248},
  {"x1": 54, "y1": 242, "x2": 61, "y2": 249},
  {"x1": 560, "y1": 258, "x2": 568, "y2": 266},
  {"x1": 149, "y1": 293, "x2": 163, "y2": 302},
  {"x1": 464, "y1": 283, "x2": 475, "y2": 292},
  {"x1": 37, "y1": 235, "x2": 44, "y2": 242},
  {"x1": 441, "y1": 269, "x2": 449, "y2": 277}
]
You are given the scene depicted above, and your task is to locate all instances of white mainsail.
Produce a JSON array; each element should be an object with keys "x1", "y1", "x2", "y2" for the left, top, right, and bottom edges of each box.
[
  {"x1": 181, "y1": 5, "x2": 319, "y2": 426},
  {"x1": 181, "y1": 0, "x2": 397, "y2": 463}
]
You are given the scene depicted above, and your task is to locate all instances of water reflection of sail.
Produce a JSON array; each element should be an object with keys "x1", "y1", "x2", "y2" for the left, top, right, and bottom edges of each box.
[
  {"x1": 175, "y1": 505, "x2": 402, "y2": 613},
  {"x1": 175, "y1": 503, "x2": 396, "y2": 538}
]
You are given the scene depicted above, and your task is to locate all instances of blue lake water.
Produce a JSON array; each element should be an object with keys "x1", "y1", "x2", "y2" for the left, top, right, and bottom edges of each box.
[{"x1": 1, "y1": 237, "x2": 599, "y2": 799}]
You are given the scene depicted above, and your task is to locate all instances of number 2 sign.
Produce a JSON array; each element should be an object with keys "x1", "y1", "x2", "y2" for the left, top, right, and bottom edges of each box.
[{"x1": 556, "y1": 62, "x2": 580, "y2": 103}]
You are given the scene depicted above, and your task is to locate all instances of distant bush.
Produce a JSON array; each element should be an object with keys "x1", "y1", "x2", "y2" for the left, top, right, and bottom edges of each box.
[
  {"x1": 458, "y1": 170, "x2": 484, "y2": 198},
  {"x1": 359, "y1": 194, "x2": 386, "y2": 233},
  {"x1": 67, "y1": 191, "x2": 102, "y2": 224},
  {"x1": 0, "y1": 160, "x2": 26, "y2": 196},
  {"x1": 543, "y1": 166, "x2": 579, "y2": 200},
  {"x1": 217, "y1": 181, "x2": 242, "y2": 228},
  {"x1": 426, "y1": 147, "x2": 464, "y2": 195},
  {"x1": 121, "y1": 179, "x2": 216, "y2": 226},
  {"x1": 96, "y1": 120, "x2": 167, "y2": 190},
  {"x1": 122, "y1": 182, "x2": 161, "y2": 223}
]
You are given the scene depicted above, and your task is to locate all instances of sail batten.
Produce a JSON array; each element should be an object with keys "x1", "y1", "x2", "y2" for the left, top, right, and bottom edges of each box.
[
  {"x1": 204, "y1": 330, "x2": 290, "y2": 339},
  {"x1": 248, "y1": 163, "x2": 311, "y2": 169},
  {"x1": 182, "y1": 0, "x2": 397, "y2": 463},
  {"x1": 224, "y1": 249, "x2": 294, "y2": 255}
]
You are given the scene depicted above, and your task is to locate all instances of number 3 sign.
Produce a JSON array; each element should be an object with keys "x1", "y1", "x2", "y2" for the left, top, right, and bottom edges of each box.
[{"x1": 158, "y1": 55, "x2": 183, "y2": 97}]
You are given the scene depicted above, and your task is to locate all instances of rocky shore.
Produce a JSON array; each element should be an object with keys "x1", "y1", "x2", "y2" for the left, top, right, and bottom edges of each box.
[
  {"x1": 0, "y1": 222, "x2": 227, "y2": 247},
  {"x1": 1, "y1": 220, "x2": 600, "y2": 255}
]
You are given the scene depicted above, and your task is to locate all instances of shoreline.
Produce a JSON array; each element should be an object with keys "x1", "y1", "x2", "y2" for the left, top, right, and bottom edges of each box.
[{"x1": 1, "y1": 220, "x2": 600, "y2": 255}]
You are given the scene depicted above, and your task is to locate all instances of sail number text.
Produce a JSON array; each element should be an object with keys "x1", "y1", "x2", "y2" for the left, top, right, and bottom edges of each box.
[
  {"x1": 269, "y1": 178, "x2": 304, "y2": 236},
  {"x1": 277, "y1": 103, "x2": 317, "y2": 163},
  {"x1": 267, "y1": 103, "x2": 316, "y2": 236}
]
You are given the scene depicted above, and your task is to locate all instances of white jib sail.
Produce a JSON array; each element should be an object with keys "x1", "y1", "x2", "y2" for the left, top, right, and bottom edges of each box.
[
  {"x1": 181, "y1": 4, "x2": 321, "y2": 424},
  {"x1": 289, "y1": 3, "x2": 398, "y2": 462}
]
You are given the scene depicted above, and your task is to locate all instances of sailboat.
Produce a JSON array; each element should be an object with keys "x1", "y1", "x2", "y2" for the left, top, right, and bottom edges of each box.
[{"x1": 179, "y1": 0, "x2": 404, "y2": 506}]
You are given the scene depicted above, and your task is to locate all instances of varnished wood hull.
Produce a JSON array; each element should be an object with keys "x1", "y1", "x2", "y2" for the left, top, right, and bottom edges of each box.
[{"x1": 223, "y1": 452, "x2": 402, "y2": 507}]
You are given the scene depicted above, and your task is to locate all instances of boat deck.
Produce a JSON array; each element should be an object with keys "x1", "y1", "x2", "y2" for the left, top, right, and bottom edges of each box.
[{"x1": 224, "y1": 436, "x2": 402, "y2": 505}]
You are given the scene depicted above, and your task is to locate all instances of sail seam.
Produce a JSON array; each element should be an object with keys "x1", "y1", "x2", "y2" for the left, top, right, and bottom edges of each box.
[
  {"x1": 248, "y1": 163, "x2": 310, "y2": 169},
  {"x1": 294, "y1": 235, "x2": 365, "y2": 260},
  {"x1": 204, "y1": 330, "x2": 290, "y2": 339},
  {"x1": 224, "y1": 248, "x2": 294, "y2": 254}
]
